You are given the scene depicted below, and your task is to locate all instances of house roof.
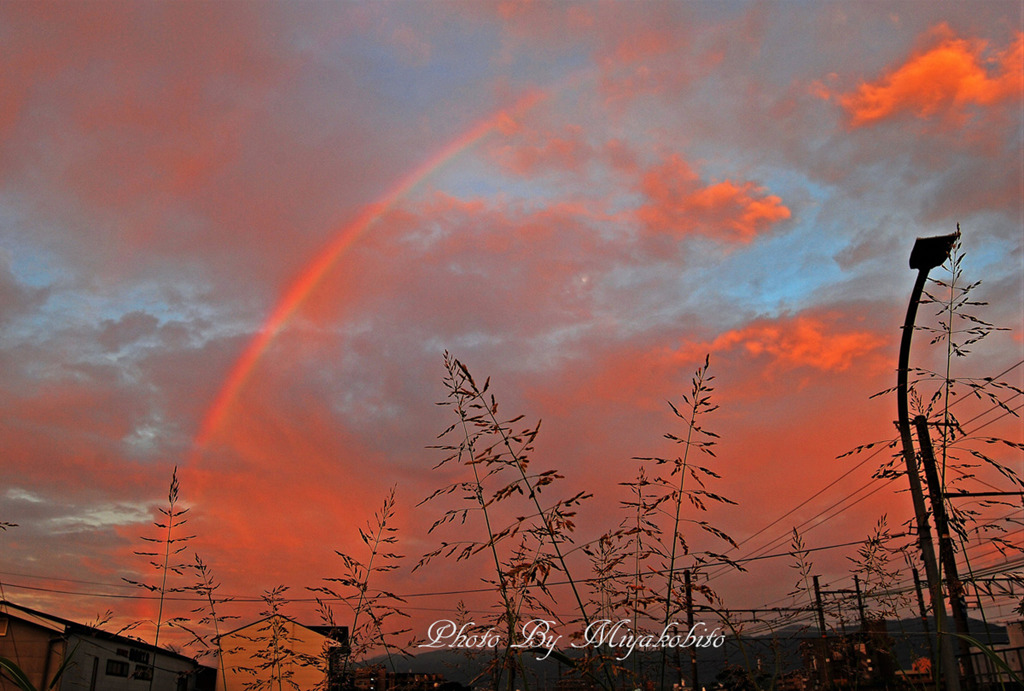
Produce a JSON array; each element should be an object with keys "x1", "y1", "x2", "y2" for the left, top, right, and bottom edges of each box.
[
  {"x1": 217, "y1": 613, "x2": 347, "y2": 644},
  {"x1": 0, "y1": 599, "x2": 205, "y2": 665},
  {"x1": 0, "y1": 600, "x2": 64, "y2": 634}
]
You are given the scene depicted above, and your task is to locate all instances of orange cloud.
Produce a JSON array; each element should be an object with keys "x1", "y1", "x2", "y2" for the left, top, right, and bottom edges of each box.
[
  {"x1": 609, "y1": 27, "x2": 673, "y2": 64},
  {"x1": 638, "y1": 154, "x2": 790, "y2": 242},
  {"x1": 493, "y1": 124, "x2": 595, "y2": 175},
  {"x1": 491, "y1": 119, "x2": 643, "y2": 180},
  {"x1": 839, "y1": 25, "x2": 1023, "y2": 127},
  {"x1": 681, "y1": 314, "x2": 888, "y2": 374}
]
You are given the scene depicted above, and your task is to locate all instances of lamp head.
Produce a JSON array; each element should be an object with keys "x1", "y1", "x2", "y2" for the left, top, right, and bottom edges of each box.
[{"x1": 909, "y1": 230, "x2": 960, "y2": 271}]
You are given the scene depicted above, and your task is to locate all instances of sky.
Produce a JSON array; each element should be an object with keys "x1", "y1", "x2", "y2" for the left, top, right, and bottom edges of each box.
[{"x1": 1, "y1": 0, "x2": 1022, "y2": 659}]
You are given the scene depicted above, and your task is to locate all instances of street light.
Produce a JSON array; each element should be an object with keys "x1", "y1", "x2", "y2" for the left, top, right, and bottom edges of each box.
[{"x1": 897, "y1": 230, "x2": 960, "y2": 690}]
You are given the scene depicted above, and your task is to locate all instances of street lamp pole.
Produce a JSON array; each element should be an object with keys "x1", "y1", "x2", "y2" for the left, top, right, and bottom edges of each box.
[{"x1": 897, "y1": 231, "x2": 960, "y2": 690}]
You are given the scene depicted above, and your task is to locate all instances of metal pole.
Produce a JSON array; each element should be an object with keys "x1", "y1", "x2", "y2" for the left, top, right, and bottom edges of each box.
[
  {"x1": 897, "y1": 231, "x2": 960, "y2": 691},
  {"x1": 913, "y1": 567, "x2": 937, "y2": 681},
  {"x1": 814, "y1": 575, "x2": 831, "y2": 688},
  {"x1": 854, "y1": 574, "x2": 866, "y2": 629},
  {"x1": 914, "y1": 415, "x2": 976, "y2": 689}
]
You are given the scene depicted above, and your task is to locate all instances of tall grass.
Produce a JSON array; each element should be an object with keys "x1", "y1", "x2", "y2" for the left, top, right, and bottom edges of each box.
[
  {"x1": 841, "y1": 232, "x2": 1023, "y2": 687},
  {"x1": 916, "y1": 236, "x2": 1023, "y2": 549},
  {"x1": 634, "y1": 354, "x2": 739, "y2": 690},
  {"x1": 124, "y1": 466, "x2": 195, "y2": 685},
  {"x1": 418, "y1": 352, "x2": 602, "y2": 690},
  {"x1": 310, "y1": 486, "x2": 410, "y2": 685},
  {"x1": 236, "y1": 585, "x2": 319, "y2": 691},
  {"x1": 182, "y1": 554, "x2": 236, "y2": 691}
]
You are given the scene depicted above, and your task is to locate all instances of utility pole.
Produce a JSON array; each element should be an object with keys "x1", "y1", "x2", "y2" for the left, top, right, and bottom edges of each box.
[
  {"x1": 813, "y1": 575, "x2": 831, "y2": 688},
  {"x1": 912, "y1": 567, "x2": 938, "y2": 681},
  {"x1": 853, "y1": 575, "x2": 866, "y2": 628},
  {"x1": 914, "y1": 415, "x2": 976, "y2": 689},
  {"x1": 897, "y1": 231, "x2": 961, "y2": 691}
]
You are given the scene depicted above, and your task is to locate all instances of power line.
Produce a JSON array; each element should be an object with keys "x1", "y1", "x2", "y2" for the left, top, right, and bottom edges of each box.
[
  {"x1": 0, "y1": 538, "x2": 894, "y2": 603},
  {"x1": 703, "y1": 394, "x2": 1023, "y2": 585},
  {"x1": 4, "y1": 362, "x2": 1018, "y2": 643}
]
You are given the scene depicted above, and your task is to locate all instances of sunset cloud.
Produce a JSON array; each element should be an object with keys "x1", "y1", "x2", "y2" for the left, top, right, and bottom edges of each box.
[
  {"x1": 682, "y1": 313, "x2": 890, "y2": 375},
  {"x1": 839, "y1": 24, "x2": 1024, "y2": 127},
  {"x1": 0, "y1": 253, "x2": 49, "y2": 323},
  {"x1": 0, "y1": 1, "x2": 1020, "y2": 648},
  {"x1": 637, "y1": 154, "x2": 791, "y2": 243},
  {"x1": 493, "y1": 124, "x2": 595, "y2": 176}
]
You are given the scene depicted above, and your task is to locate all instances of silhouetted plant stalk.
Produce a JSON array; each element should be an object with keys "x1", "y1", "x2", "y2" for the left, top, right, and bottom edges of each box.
[
  {"x1": 634, "y1": 354, "x2": 739, "y2": 690},
  {"x1": 919, "y1": 235, "x2": 1024, "y2": 661},
  {"x1": 913, "y1": 236, "x2": 1024, "y2": 653},
  {"x1": 917, "y1": 235, "x2": 1023, "y2": 546},
  {"x1": 848, "y1": 516, "x2": 912, "y2": 622},
  {"x1": 177, "y1": 554, "x2": 236, "y2": 691},
  {"x1": 622, "y1": 468, "x2": 660, "y2": 625},
  {"x1": 788, "y1": 529, "x2": 835, "y2": 688},
  {"x1": 420, "y1": 353, "x2": 606, "y2": 691},
  {"x1": 711, "y1": 608, "x2": 764, "y2": 691},
  {"x1": 752, "y1": 614, "x2": 794, "y2": 690},
  {"x1": 124, "y1": 465, "x2": 195, "y2": 686},
  {"x1": 604, "y1": 468, "x2": 662, "y2": 684},
  {"x1": 237, "y1": 585, "x2": 319, "y2": 691},
  {"x1": 847, "y1": 233, "x2": 1024, "y2": 638},
  {"x1": 310, "y1": 486, "x2": 410, "y2": 686},
  {"x1": 847, "y1": 517, "x2": 913, "y2": 679},
  {"x1": 417, "y1": 355, "x2": 524, "y2": 691},
  {"x1": 788, "y1": 528, "x2": 816, "y2": 624},
  {"x1": 585, "y1": 534, "x2": 622, "y2": 620},
  {"x1": 466, "y1": 359, "x2": 593, "y2": 633},
  {"x1": 861, "y1": 237, "x2": 1024, "y2": 501},
  {"x1": 579, "y1": 527, "x2": 640, "y2": 686}
]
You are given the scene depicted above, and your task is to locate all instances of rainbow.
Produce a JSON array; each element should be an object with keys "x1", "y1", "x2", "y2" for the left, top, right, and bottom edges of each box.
[{"x1": 191, "y1": 89, "x2": 546, "y2": 454}]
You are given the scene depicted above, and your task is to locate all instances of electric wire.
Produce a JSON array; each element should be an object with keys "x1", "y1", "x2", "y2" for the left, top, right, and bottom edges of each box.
[
  {"x1": 2, "y1": 362, "x2": 1019, "y2": 650},
  {"x1": 701, "y1": 394, "x2": 1023, "y2": 587}
]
